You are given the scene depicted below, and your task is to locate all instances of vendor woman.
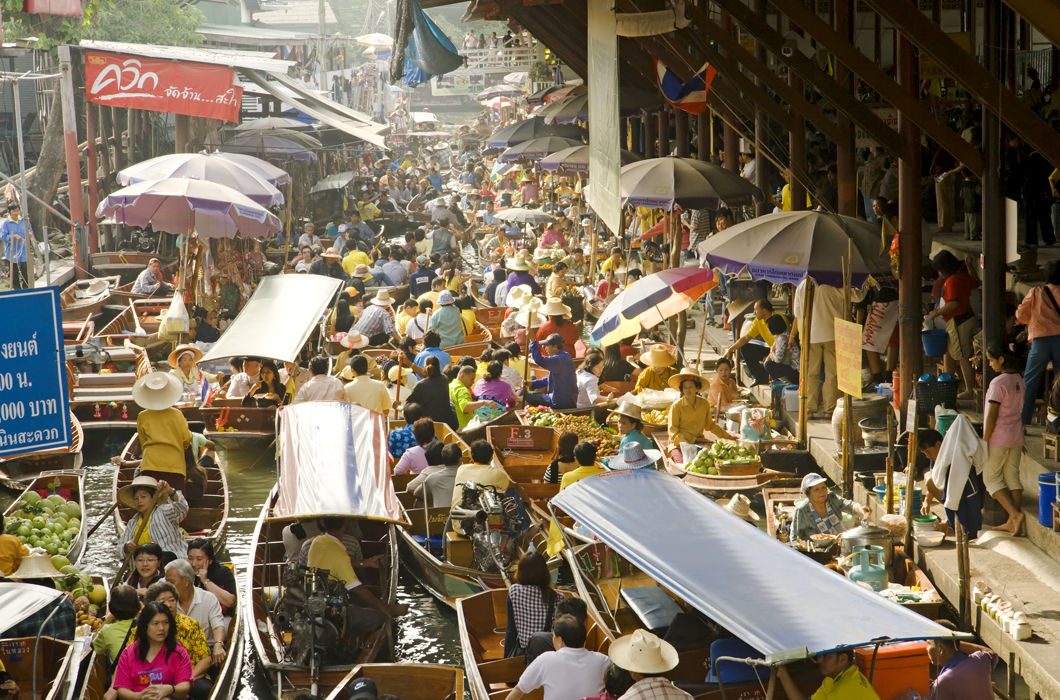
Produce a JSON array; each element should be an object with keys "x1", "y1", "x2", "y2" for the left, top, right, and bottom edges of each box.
[
  {"x1": 790, "y1": 472, "x2": 871, "y2": 541},
  {"x1": 635, "y1": 344, "x2": 677, "y2": 394},
  {"x1": 666, "y1": 367, "x2": 731, "y2": 460},
  {"x1": 168, "y1": 344, "x2": 222, "y2": 396},
  {"x1": 610, "y1": 400, "x2": 654, "y2": 453}
]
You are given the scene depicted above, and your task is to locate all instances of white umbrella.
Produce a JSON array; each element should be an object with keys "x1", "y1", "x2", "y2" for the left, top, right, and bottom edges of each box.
[
  {"x1": 355, "y1": 33, "x2": 393, "y2": 47},
  {"x1": 494, "y1": 207, "x2": 554, "y2": 224},
  {"x1": 116, "y1": 152, "x2": 285, "y2": 206}
]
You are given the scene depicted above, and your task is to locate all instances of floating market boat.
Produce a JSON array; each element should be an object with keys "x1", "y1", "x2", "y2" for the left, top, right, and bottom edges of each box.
[
  {"x1": 245, "y1": 402, "x2": 404, "y2": 699},
  {"x1": 59, "y1": 276, "x2": 121, "y2": 322},
  {"x1": 322, "y1": 664, "x2": 463, "y2": 700},
  {"x1": 0, "y1": 414, "x2": 84, "y2": 479},
  {"x1": 89, "y1": 250, "x2": 164, "y2": 282},
  {"x1": 200, "y1": 399, "x2": 277, "y2": 451},
  {"x1": 2, "y1": 470, "x2": 87, "y2": 567},
  {"x1": 93, "y1": 299, "x2": 173, "y2": 352},
  {"x1": 62, "y1": 318, "x2": 95, "y2": 347},
  {"x1": 487, "y1": 424, "x2": 559, "y2": 503}
]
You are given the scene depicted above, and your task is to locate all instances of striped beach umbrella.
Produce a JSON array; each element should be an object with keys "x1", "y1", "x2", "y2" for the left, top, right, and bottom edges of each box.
[{"x1": 590, "y1": 267, "x2": 718, "y2": 347}]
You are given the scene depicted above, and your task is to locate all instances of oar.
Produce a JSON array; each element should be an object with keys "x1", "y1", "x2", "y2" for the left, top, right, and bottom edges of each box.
[{"x1": 85, "y1": 501, "x2": 121, "y2": 539}]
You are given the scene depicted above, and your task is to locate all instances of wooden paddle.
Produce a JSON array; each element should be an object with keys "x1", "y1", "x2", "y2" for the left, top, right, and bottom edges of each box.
[{"x1": 85, "y1": 501, "x2": 121, "y2": 539}]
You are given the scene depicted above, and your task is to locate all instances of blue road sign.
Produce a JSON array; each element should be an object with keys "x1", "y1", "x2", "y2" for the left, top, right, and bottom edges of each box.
[{"x1": 0, "y1": 287, "x2": 71, "y2": 457}]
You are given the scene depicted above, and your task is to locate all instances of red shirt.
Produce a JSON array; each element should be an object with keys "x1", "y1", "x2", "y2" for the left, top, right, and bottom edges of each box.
[
  {"x1": 597, "y1": 280, "x2": 619, "y2": 299},
  {"x1": 536, "y1": 318, "x2": 580, "y2": 351},
  {"x1": 942, "y1": 271, "x2": 979, "y2": 320}
]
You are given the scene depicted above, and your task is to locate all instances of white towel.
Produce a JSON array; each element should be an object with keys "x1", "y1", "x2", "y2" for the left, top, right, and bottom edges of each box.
[{"x1": 930, "y1": 414, "x2": 986, "y2": 511}]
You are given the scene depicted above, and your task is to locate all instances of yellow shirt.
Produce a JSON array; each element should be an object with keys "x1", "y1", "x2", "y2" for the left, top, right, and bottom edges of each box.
[
  {"x1": 396, "y1": 310, "x2": 416, "y2": 334},
  {"x1": 780, "y1": 184, "x2": 812, "y2": 212},
  {"x1": 359, "y1": 201, "x2": 381, "y2": 221},
  {"x1": 547, "y1": 465, "x2": 606, "y2": 555},
  {"x1": 0, "y1": 534, "x2": 29, "y2": 576},
  {"x1": 746, "y1": 313, "x2": 786, "y2": 346},
  {"x1": 667, "y1": 394, "x2": 722, "y2": 446},
  {"x1": 418, "y1": 291, "x2": 440, "y2": 306},
  {"x1": 810, "y1": 665, "x2": 880, "y2": 700},
  {"x1": 136, "y1": 407, "x2": 193, "y2": 475},
  {"x1": 460, "y1": 309, "x2": 476, "y2": 336},
  {"x1": 509, "y1": 357, "x2": 528, "y2": 379},
  {"x1": 600, "y1": 257, "x2": 623, "y2": 275},
  {"x1": 342, "y1": 250, "x2": 372, "y2": 276},
  {"x1": 344, "y1": 376, "x2": 393, "y2": 415},
  {"x1": 137, "y1": 512, "x2": 153, "y2": 545},
  {"x1": 308, "y1": 532, "x2": 361, "y2": 589},
  {"x1": 451, "y1": 463, "x2": 511, "y2": 509},
  {"x1": 446, "y1": 276, "x2": 464, "y2": 293},
  {"x1": 635, "y1": 367, "x2": 675, "y2": 394},
  {"x1": 546, "y1": 274, "x2": 566, "y2": 299}
]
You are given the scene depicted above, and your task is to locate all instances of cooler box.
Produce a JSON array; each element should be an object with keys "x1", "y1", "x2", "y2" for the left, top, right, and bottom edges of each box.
[{"x1": 854, "y1": 642, "x2": 930, "y2": 700}]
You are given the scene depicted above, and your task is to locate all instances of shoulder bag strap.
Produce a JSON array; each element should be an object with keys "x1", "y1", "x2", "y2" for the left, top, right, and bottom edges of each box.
[{"x1": 1042, "y1": 285, "x2": 1060, "y2": 322}]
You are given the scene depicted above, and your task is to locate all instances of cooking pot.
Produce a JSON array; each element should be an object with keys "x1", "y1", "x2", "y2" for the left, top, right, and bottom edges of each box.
[{"x1": 840, "y1": 521, "x2": 893, "y2": 567}]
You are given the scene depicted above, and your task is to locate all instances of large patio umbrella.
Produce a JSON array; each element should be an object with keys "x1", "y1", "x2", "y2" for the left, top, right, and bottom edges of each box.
[
  {"x1": 539, "y1": 144, "x2": 641, "y2": 174},
  {"x1": 355, "y1": 33, "x2": 393, "y2": 47},
  {"x1": 591, "y1": 268, "x2": 719, "y2": 347},
  {"x1": 503, "y1": 71, "x2": 528, "y2": 87},
  {"x1": 621, "y1": 157, "x2": 761, "y2": 210},
  {"x1": 486, "y1": 117, "x2": 587, "y2": 149},
  {"x1": 499, "y1": 136, "x2": 582, "y2": 163},
  {"x1": 484, "y1": 96, "x2": 513, "y2": 110},
  {"x1": 233, "y1": 117, "x2": 312, "y2": 131},
  {"x1": 538, "y1": 89, "x2": 662, "y2": 124},
  {"x1": 116, "y1": 152, "x2": 285, "y2": 206},
  {"x1": 477, "y1": 84, "x2": 523, "y2": 101},
  {"x1": 96, "y1": 177, "x2": 283, "y2": 238},
  {"x1": 494, "y1": 207, "x2": 555, "y2": 224},
  {"x1": 526, "y1": 85, "x2": 562, "y2": 106},
  {"x1": 309, "y1": 171, "x2": 359, "y2": 195},
  {"x1": 699, "y1": 210, "x2": 890, "y2": 287},
  {"x1": 222, "y1": 128, "x2": 321, "y2": 161},
  {"x1": 544, "y1": 84, "x2": 586, "y2": 103},
  {"x1": 210, "y1": 152, "x2": 291, "y2": 186}
]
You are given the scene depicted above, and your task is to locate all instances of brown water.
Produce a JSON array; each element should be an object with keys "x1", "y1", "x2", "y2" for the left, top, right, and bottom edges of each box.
[{"x1": 77, "y1": 431, "x2": 462, "y2": 699}]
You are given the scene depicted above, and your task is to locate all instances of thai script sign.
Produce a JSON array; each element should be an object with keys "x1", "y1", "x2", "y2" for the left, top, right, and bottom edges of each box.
[
  {"x1": 0, "y1": 288, "x2": 70, "y2": 456},
  {"x1": 84, "y1": 50, "x2": 243, "y2": 122},
  {"x1": 834, "y1": 319, "x2": 863, "y2": 399}
]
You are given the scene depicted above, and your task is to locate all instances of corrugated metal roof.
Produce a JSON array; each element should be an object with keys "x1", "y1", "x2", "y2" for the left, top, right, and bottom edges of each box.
[
  {"x1": 198, "y1": 23, "x2": 317, "y2": 47},
  {"x1": 76, "y1": 40, "x2": 293, "y2": 72}
]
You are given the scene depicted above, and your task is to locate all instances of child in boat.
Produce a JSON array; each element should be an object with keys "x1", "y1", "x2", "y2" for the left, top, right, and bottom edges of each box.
[{"x1": 707, "y1": 357, "x2": 741, "y2": 409}]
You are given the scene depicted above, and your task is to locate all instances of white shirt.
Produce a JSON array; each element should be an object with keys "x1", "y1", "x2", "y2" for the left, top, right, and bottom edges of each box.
[
  {"x1": 516, "y1": 646, "x2": 610, "y2": 700},
  {"x1": 225, "y1": 371, "x2": 259, "y2": 399},
  {"x1": 576, "y1": 369, "x2": 601, "y2": 408},
  {"x1": 180, "y1": 586, "x2": 224, "y2": 637},
  {"x1": 501, "y1": 365, "x2": 522, "y2": 393},
  {"x1": 792, "y1": 279, "x2": 846, "y2": 344},
  {"x1": 406, "y1": 313, "x2": 428, "y2": 341},
  {"x1": 292, "y1": 374, "x2": 346, "y2": 403},
  {"x1": 741, "y1": 159, "x2": 756, "y2": 182}
]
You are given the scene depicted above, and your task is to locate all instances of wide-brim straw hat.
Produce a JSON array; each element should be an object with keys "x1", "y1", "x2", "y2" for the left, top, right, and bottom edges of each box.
[
  {"x1": 370, "y1": 289, "x2": 395, "y2": 306},
  {"x1": 322, "y1": 248, "x2": 342, "y2": 260},
  {"x1": 640, "y1": 344, "x2": 677, "y2": 369},
  {"x1": 352, "y1": 264, "x2": 372, "y2": 279},
  {"x1": 388, "y1": 365, "x2": 413, "y2": 383},
  {"x1": 609, "y1": 629, "x2": 680, "y2": 674},
  {"x1": 339, "y1": 365, "x2": 356, "y2": 381},
  {"x1": 340, "y1": 331, "x2": 369, "y2": 349},
  {"x1": 118, "y1": 474, "x2": 159, "y2": 509},
  {"x1": 506, "y1": 254, "x2": 530, "y2": 271},
  {"x1": 717, "y1": 493, "x2": 760, "y2": 523},
  {"x1": 167, "y1": 343, "x2": 203, "y2": 369},
  {"x1": 609, "y1": 399, "x2": 643, "y2": 423},
  {"x1": 10, "y1": 553, "x2": 63, "y2": 579},
  {"x1": 607, "y1": 441, "x2": 662, "y2": 470},
  {"x1": 668, "y1": 367, "x2": 704, "y2": 391},
  {"x1": 132, "y1": 372, "x2": 184, "y2": 410},
  {"x1": 84, "y1": 279, "x2": 111, "y2": 296},
  {"x1": 506, "y1": 284, "x2": 533, "y2": 308},
  {"x1": 541, "y1": 297, "x2": 571, "y2": 317}
]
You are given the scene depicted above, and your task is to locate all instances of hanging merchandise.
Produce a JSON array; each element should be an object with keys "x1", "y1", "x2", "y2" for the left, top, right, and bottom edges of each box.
[{"x1": 615, "y1": 0, "x2": 690, "y2": 36}]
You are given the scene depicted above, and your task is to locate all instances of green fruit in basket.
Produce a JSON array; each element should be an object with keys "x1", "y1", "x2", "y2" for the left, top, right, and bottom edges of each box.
[{"x1": 707, "y1": 466, "x2": 719, "y2": 475}]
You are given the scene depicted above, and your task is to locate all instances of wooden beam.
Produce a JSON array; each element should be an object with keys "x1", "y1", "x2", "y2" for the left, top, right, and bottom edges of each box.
[
  {"x1": 710, "y1": 0, "x2": 907, "y2": 159},
  {"x1": 508, "y1": 5, "x2": 588, "y2": 77},
  {"x1": 770, "y1": 0, "x2": 983, "y2": 175},
  {"x1": 864, "y1": 0, "x2": 1060, "y2": 169}
]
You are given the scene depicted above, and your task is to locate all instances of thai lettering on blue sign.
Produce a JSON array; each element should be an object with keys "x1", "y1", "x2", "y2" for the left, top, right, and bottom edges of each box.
[{"x1": 0, "y1": 288, "x2": 70, "y2": 457}]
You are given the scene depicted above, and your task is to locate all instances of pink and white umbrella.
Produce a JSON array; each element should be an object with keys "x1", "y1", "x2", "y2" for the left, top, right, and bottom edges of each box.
[
  {"x1": 96, "y1": 176, "x2": 282, "y2": 238},
  {"x1": 117, "y1": 152, "x2": 285, "y2": 206},
  {"x1": 485, "y1": 96, "x2": 513, "y2": 110}
]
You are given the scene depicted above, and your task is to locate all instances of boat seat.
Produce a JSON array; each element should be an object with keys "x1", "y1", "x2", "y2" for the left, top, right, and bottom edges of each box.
[
  {"x1": 411, "y1": 534, "x2": 445, "y2": 553},
  {"x1": 705, "y1": 638, "x2": 768, "y2": 685},
  {"x1": 620, "y1": 586, "x2": 682, "y2": 635}
]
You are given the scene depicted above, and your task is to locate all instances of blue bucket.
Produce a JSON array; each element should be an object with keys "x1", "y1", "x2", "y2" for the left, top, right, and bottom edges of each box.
[
  {"x1": 1039, "y1": 473, "x2": 1059, "y2": 527},
  {"x1": 922, "y1": 328, "x2": 948, "y2": 357}
]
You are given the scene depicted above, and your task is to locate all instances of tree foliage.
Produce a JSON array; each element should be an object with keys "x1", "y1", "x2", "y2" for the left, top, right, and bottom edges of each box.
[{"x1": 85, "y1": 0, "x2": 205, "y2": 46}]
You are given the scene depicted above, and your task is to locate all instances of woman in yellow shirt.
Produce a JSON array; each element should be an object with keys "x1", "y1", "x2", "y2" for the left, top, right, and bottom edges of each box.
[
  {"x1": 666, "y1": 367, "x2": 731, "y2": 460},
  {"x1": 546, "y1": 261, "x2": 569, "y2": 299},
  {"x1": 634, "y1": 344, "x2": 677, "y2": 394}
]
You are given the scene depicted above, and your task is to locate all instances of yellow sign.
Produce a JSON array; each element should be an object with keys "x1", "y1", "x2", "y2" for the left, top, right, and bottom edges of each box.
[{"x1": 834, "y1": 319, "x2": 863, "y2": 398}]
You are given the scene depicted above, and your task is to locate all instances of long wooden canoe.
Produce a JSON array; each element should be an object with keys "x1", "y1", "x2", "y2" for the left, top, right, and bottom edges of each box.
[
  {"x1": 487, "y1": 425, "x2": 559, "y2": 505},
  {"x1": 199, "y1": 398, "x2": 277, "y2": 451},
  {"x1": 89, "y1": 250, "x2": 162, "y2": 282},
  {"x1": 0, "y1": 414, "x2": 84, "y2": 480},
  {"x1": 60, "y1": 276, "x2": 121, "y2": 322},
  {"x1": 323, "y1": 664, "x2": 463, "y2": 700},
  {"x1": 3, "y1": 470, "x2": 87, "y2": 567},
  {"x1": 94, "y1": 299, "x2": 173, "y2": 352},
  {"x1": 62, "y1": 319, "x2": 95, "y2": 347}
]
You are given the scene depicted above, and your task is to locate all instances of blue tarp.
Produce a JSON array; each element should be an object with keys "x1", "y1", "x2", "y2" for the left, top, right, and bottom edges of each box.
[
  {"x1": 403, "y1": 0, "x2": 463, "y2": 87},
  {"x1": 551, "y1": 469, "x2": 957, "y2": 659}
]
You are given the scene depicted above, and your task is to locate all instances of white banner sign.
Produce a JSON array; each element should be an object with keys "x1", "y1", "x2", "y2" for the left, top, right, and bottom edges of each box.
[{"x1": 587, "y1": 0, "x2": 622, "y2": 237}]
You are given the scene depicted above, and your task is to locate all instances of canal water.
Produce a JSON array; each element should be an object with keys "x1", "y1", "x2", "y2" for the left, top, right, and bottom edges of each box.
[{"x1": 76, "y1": 431, "x2": 462, "y2": 699}]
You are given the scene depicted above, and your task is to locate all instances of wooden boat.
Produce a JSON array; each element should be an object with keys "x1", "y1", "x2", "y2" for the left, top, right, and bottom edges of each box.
[
  {"x1": 0, "y1": 414, "x2": 84, "y2": 479},
  {"x1": 199, "y1": 398, "x2": 277, "y2": 451},
  {"x1": 460, "y1": 406, "x2": 519, "y2": 445},
  {"x1": 245, "y1": 403, "x2": 402, "y2": 699},
  {"x1": 89, "y1": 250, "x2": 161, "y2": 282},
  {"x1": 762, "y1": 485, "x2": 804, "y2": 539},
  {"x1": 62, "y1": 319, "x2": 95, "y2": 347},
  {"x1": 60, "y1": 276, "x2": 121, "y2": 322},
  {"x1": 438, "y1": 340, "x2": 494, "y2": 359},
  {"x1": 473, "y1": 305, "x2": 507, "y2": 336},
  {"x1": 69, "y1": 346, "x2": 162, "y2": 431},
  {"x1": 457, "y1": 588, "x2": 614, "y2": 700},
  {"x1": 487, "y1": 425, "x2": 559, "y2": 504},
  {"x1": 2, "y1": 470, "x2": 87, "y2": 567},
  {"x1": 93, "y1": 299, "x2": 173, "y2": 351},
  {"x1": 113, "y1": 433, "x2": 229, "y2": 547},
  {"x1": 323, "y1": 664, "x2": 463, "y2": 700}
]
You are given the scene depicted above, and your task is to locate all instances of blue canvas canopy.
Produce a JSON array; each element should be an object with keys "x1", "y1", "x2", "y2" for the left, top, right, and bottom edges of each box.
[
  {"x1": 551, "y1": 469, "x2": 958, "y2": 660},
  {"x1": 401, "y1": 0, "x2": 462, "y2": 87}
]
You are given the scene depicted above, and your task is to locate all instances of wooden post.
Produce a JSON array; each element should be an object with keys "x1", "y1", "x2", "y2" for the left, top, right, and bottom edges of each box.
[
  {"x1": 788, "y1": 72, "x2": 808, "y2": 211},
  {"x1": 904, "y1": 412, "x2": 919, "y2": 556},
  {"x1": 798, "y1": 279, "x2": 815, "y2": 447},
  {"x1": 111, "y1": 108, "x2": 125, "y2": 171},
  {"x1": 696, "y1": 113, "x2": 709, "y2": 161},
  {"x1": 885, "y1": 408, "x2": 895, "y2": 514},
  {"x1": 58, "y1": 45, "x2": 86, "y2": 277},
  {"x1": 674, "y1": 110, "x2": 689, "y2": 157},
  {"x1": 834, "y1": 0, "x2": 857, "y2": 216},
  {"x1": 956, "y1": 519, "x2": 970, "y2": 626},
  {"x1": 174, "y1": 114, "x2": 189, "y2": 153},
  {"x1": 841, "y1": 240, "x2": 854, "y2": 499},
  {"x1": 85, "y1": 102, "x2": 100, "y2": 256}
]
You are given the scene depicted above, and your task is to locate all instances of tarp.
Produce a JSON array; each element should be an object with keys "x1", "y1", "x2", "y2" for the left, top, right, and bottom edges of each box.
[
  {"x1": 402, "y1": 0, "x2": 463, "y2": 87},
  {"x1": 273, "y1": 402, "x2": 405, "y2": 524},
  {"x1": 552, "y1": 470, "x2": 957, "y2": 659},
  {"x1": 0, "y1": 582, "x2": 66, "y2": 635},
  {"x1": 587, "y1": 0, "x2": 622, "y2": 237},
  {"x1": 201, "y1": 275, "x2": 341, "y2": 364}
]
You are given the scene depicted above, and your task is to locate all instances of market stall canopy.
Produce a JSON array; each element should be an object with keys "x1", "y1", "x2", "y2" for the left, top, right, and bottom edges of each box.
[
  {"x1": 0, "y1": 582, "x2": 66, "y2": 635},
  {"x1": 273, "y1": 402, "x2": 405, "y2": 524},
  {"x1": 201, "y1": 275, "x2": 342, "y2": 365},
  {"x1": 499, "y1": 136, "x2": 583, "y2": 163},
  {"x1": 222, "y1": 128, "x2": 321, "y2": 161},
  {"x1": 621, "y1": 156, "x2": 762, "y2": 210},
  {"x1": 493, "y1": 207, "x2": 555, "y2": 224},
  {"x1": 309, "y1": 170, "x2": 360, "y2": 194},
  {"x1": 116, "y1": 152, "x2": 285, "y2": 206},
  {"x1": 486, "y1": 116, "x2": 588, "y2": 150},
  {"x1": 699, "y1": 210, "x2": 892, "y2": 287},
  {"x1": 552, "y1": 470, "x2": 958, "y2": 659},
  {"x1": 211, "y1": 152, "x2": 291, "y2": 186}
]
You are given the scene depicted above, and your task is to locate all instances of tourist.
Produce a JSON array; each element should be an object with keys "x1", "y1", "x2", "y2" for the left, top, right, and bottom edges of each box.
[
  {"x1": 925, "y1": 252, "x2": 980, "y2": 399},
  {"x1": 280, "y1": 361, "x2": 309, "y2": 400},
  {"x1": 117, "y1": 473, "x2": 188, "y2": 561},
  {"x1": 601, "y1": 343, "x2": 636, "y2": 383},
  {"x1": 297, "y1": 222, "x2": 321, "y2": 249},
  {"x1": 525, "y1": 334, "x2": 577, "y2": 409},
  {"x1": 406, "y1": 300, "x2": 430, "y2": 341},
  {"x1": 428, "y1": 291, "x2": 466, "y2": 347},
  {"x1": 223, "y1": 356, "x2": 261, "y2": 400},
  {"x1": 724, "y1": 299, "x2": 787, "y2": 386},
  {"x1": 92, "y1": 585, "x2": 140, "y2": 667},
  {"x1": 792, "y1": 278, "x2": 843, "y2": 414},
  {"x1": 919, "y1": 426, "x2": 984, "y2": 540},
  {"x1": 130, "y1": 257, "x2": 173, "y2": 296},
  {"x1": 607, "y1": 629, "x2": 692, "y2": 699},
  {"x1": 666, "y1": 368, "x2": 731, "y2": 460},
  {"x1": 1, "y1": 202, "x2": 30, "y2": 289},
  {"x1": 124, "y1": 543, "x2": 167, "y2": 594},
  {"x1": 194, "y1": 309, "x2": 221, "y2": 344},
  {"x1": 763, "y1": 315, "x2": 800, "y2": 384},
  {"x1": 419, "y1": 275, "x2": 446, "y2": 306},
  {"x1": 473, "y1": 361, "x2": 517, "y2": 409},
  {"x1": 383, "y1": 249, "x2": 408, "y2": 285},
  {"x1": 431, "y1": 221, "x2": 458, "y2": 259},
  {"x1": 186, "y1": 538, "x2": 236, "y2": 620},
  {"x1": 925, "y1": 620, "x2": 995, "y2": 699},
  {"x1": 409, "y1": 255, "x2": 437, "y2": 297},
  {"x1": 450, "y1": 440, "x2": 508, "y2": 510},
  {"x1": 609, "y1": 401, "x2": 654, "y2": 453},
  {"x1": 505, "y1": 615, "x2": 609, "y2": 700},
  {"x1": 394, "y1": 418, "x2": 437, "y2": 476},
  {"x1": 607, "y1": 442, "x2": 662, "y2": 471},
  {"x1": 168, "y1": 344, "x2": 222, "y2": 397},
  {"x1": 503, "y1": 552, "x2": 558, "y2": 659},
  {"x1": 353, "y1": 290, "x2": 401, "y2": 347},
  {"x1": 411, "y1": 443, "x2": 462, "y2": 507},
  {"x1": 294, "y1": 246, "x2": 313, "y2": 273},
  {"x1": 450, "y1": 365, "x2": 490, "y2": 429},
  {"x1": 790, "y1": 473, "x2": 870, "y2": 541},
  {"x1": 164, "y1": 560, "x2": 226, "y2": 665},
  {"x1": 576, "y1": 354, "x2": 613, "y2": 408},
  {"x1": 414, "y1": 331, "x2": 453, "y2": 368},
  {"x1": 241, "y1": 359, "x2": 287, "y2": 407},
  {"x1": 395, "y1": 298, "x2": 420, "y2": 336},
  {"x1": 388, "y1": 403, "x2": 423, "y2": 459},
  {"x1": 635, "y1": 345, "x2": 677, "y2": 394},
  {"x1": 109, "y1": 602, "x2": 193, "y2": 700},
  {"x1": 405, "y1": 355, "x2": 459, "y2": 429},
  {"x1": 292, "y1": 355, "x2": 346, "y2": 403},
  {"x1": 332, "y1": 297, "x2": 358, "y2": 335},
  {"x1": 341, "y1": 242, "x2": 372, "y2": 278},
  {"x1": 535, "y1": 298, "x2": 579, "y2": 352},
  {"x1": 141, "y1": 582, "x2": 213, "y2": 700},
  {"x1": 344, "y1": 355, "x2": 393, "y2": 415},
  {"x1": 543, "y1": 431, "x2": 579, "y2": 484},
  {"x1": 776, "y1": 647, "x2": 879, "y2": 700},
  {"x1": 982, "y1": 346, "x2": 1026, "y2": 536},
  {"x1": 707, "y1": 358, "x2": 741, "y2": 409},
  {"x1": 456, "y1": 295, "x2": 477, "y2": 336},
  {"x1": 1015, "y1": 262, "x2": 1060, "y2": 423},
  {"x1": 485, "y1": 267, "x2": 508, "y2": 306}
]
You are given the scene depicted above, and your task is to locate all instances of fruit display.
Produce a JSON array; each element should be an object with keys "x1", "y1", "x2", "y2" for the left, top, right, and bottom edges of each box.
[
  {"x1": 73, "y1": 593, "x2": 104, "y2": 631},
  {"x1": 642, "y1": 409, "x2": 668, "y2": 425},
  {"x1": 4, "y1": 490, "x2": 81, "y2": 556},
  {"x1": 685, "y1": 440, "x2": 759, "y2": 475},
  {"x1": 524, "y1": 407, "x2": 621, "y2": 455}
]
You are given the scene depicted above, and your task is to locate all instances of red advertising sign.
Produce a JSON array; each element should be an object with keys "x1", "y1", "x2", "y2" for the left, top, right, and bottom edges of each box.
[{"x1": 84, "y1": 51, "x2": 243, "y2": 122}]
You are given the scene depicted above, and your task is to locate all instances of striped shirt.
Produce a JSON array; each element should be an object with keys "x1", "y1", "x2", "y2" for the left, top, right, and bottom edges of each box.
[{"x1": 117, "y1": 491, "x2": 189, "y2": 560}]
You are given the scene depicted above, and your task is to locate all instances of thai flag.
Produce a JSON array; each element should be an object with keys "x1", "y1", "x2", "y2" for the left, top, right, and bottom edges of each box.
[
  {"x1": 201, "y1": 381, "x2": 213, "y2": 407},
  {"x1": 654, "y1": 58, "x2": 717, "y2": 115}
]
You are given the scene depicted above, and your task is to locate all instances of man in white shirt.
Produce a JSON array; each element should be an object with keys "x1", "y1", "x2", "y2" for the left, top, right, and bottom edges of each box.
[
  {"x1": 223, "y1": 357, "x2": 261, "y2": 399},
  {"x1": 343, "y1": 355, "x2": 393, "y2": 415},
  {"x1": 292, "y1": 355, "x2": 346, "y2": 403},
  {"x1": 165, "y1": 559, "x2": 227, "y2": 665},
  {"x1": 505, "y1": 615, "x2": 610, "y2": 700},
  {"x1": 297, "y1": 222, "x2": 321, "y2": 249},
  {"x1": 791, "y1": 277, "x2": 845, "y2": 415}
]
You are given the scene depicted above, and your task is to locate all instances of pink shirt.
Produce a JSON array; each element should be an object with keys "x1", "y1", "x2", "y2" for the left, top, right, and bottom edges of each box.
[
  {"x1": 112, "y1": 642, "x2": 193, "y2": 692},
  {"x1": 540, "y1": 227, "x2": 568, "y2": 249},
  {"x1": 472, "y1": 378, "x2": 516, "y2": 408},
  {"x1": 985, "y1": 372, "x2": 1024, "y2": 447},
  {"x1": 394, "y1": 444, "x2": 428, "y2": 475},
  {"x1": 1015, "y1": 284, "x2": 1060, "y2": 341}
]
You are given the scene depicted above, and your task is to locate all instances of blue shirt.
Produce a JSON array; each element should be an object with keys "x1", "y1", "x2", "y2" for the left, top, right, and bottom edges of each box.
[
  {"x1": 414, "y1": 347, "x2": 452, "y2": 369},
  {"x1": 620, "y1": 430, "x2": 655, "y2": 453},
  {"x1": 528, "y1": 341, "x2": 577, "y2": 409},
  {"x1": 388, "y1": 424, "x2": 417, "y2": 459},
  {"x1": 1, "y1": 216, "x2": 30, "y2": 263},
  {"x1": 409, "y1": 267, "x2": 436, "y2": 297},
  {"x1": 506, "y1": 271, "x2": 541, "y2": 296}
]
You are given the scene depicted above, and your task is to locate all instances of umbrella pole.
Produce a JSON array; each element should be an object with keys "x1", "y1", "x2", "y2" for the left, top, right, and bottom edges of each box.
[
  {"x1": 393, "y1": 352, "x2": 403, "y2": 419},
  {"x1": 695, "y1": 302, "x2": 710, "y2": 368},
  {"x1": 282, "y1": 180, "x2": 294, "y2": 273},
  {"x1": 797, "y1": 278, "x2": 815, "y2": 448}
]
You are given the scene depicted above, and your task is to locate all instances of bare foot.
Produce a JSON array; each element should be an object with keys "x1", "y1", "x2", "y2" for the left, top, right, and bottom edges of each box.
[{"x1": 1012, "y1": 512, "x2": 1026, "y2": 536}]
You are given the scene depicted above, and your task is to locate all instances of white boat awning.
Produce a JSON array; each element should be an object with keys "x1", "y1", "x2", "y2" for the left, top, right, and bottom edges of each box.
[{"x1": 0, "y1": 582, "x2": 66, "y2": 635}]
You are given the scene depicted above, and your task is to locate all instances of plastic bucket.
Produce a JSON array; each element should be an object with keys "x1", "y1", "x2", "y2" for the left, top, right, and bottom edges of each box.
[
  {"x1": 922, "y1": 328, "x2": 948, "y2": 357},
  {"x1": 783, "y1": 385, "x2": 800, "y2": 413},
  {"x1": 935, "y1": 413, "x2": 957, "y2": 436},
  {"x1": 1039, "y1": 473, "x2": 1059, "y2": 527}
]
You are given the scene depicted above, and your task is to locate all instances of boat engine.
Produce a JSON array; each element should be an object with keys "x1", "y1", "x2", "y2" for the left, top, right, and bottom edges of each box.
[
  {"x1": 278, "y1": 566, "x2": 349, "y2": 669},
  {"x1": 452, "y1": 482, "x2": 521, "y2": 582}
]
